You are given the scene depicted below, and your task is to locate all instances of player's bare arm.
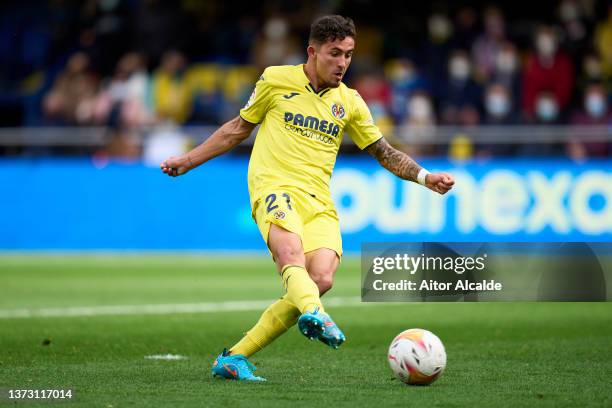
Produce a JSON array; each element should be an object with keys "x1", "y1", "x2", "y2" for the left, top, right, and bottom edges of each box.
[
  {"x1": 366, "y1": 138, "x2": 455, "y2": 195},
  {"x1": 160, "y1": 116, "x2": 256, "y2": 177}
]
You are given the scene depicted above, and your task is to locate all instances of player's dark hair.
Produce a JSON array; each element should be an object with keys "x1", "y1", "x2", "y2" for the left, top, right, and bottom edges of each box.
[{"x1": 309, "y1": 15, "x2": 356, "y2": 45}]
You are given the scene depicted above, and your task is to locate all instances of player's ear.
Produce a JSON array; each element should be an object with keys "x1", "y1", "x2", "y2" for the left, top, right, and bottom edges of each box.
[{"x1": 307, "y1": 43, "x2": 317, "y2": 59}]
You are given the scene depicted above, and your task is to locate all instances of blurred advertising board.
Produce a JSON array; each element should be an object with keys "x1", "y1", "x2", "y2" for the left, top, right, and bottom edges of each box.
[{"x1": 1, "y1": 157, "x2": 609, "y2": 250}]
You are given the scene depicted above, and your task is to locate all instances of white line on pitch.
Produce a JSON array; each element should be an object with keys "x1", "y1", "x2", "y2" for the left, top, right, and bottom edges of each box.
[{"x1": 0, "y1": 296, "x2": 399, "y2": 319}]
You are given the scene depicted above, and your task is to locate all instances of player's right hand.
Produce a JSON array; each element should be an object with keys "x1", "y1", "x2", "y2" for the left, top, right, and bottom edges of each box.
[
  {"x1": 160, "y1": 155, "x2": 191, "y2": 177},
  {"x1": 425, "y1": 172, "x2": 455, "y2": 195}
]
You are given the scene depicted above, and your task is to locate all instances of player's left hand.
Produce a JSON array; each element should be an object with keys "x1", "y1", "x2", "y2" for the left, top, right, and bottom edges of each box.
[{"x1": 425, "y1": 172, "x2": 454, "y2": 195}]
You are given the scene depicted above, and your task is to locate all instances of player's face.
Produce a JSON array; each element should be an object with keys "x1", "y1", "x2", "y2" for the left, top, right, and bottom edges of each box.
[{"x1": 312, "y1": 37, "x2": 355, "y2": 88}]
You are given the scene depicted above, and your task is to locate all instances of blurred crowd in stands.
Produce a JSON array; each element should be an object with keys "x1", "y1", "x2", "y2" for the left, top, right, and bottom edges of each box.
[{"x1": 1, "y1": 0, "x2": 611, "y2": 158}]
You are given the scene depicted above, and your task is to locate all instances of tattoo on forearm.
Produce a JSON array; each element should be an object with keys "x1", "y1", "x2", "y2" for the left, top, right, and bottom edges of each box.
[{"x1": 366, "y1": 138, "x2": 422, "y2": 183}]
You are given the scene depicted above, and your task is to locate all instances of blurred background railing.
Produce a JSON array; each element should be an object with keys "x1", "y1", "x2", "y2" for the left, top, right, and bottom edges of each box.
[
  {"x1": 1, "y1": 125, "x2": 612, "y2": 146},
  {"x1": 0, "y1": 124, "x2": 610, "y2": 161}
]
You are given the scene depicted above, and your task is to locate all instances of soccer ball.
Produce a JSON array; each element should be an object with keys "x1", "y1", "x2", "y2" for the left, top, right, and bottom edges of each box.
[{"x1": 387, "y1": 328, "x2": 446, "y2": 385}]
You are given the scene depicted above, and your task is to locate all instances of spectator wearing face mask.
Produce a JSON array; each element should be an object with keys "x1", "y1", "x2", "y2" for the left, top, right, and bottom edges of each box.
[
  {"x1": 533, "y1": 91, "x2": 562, "y2": 124},
  {"x1": 478, "y1": 83, "x2": 519, "y2": 157},
  {"x1": 522, "y1": 26, "x2": 574, "y2": 120},
  {"x1": 483, "y1": 83, "x2": 519, "y2": 124},
  {"x1": 490, "y1": 42, "x2": 522, "y2": 112},
  {"x1": 439, "y1": 50, "x2": 482, "y2": 125},
  {"x1": 384, "y1": 58, "x2": 430, "y2": 124},
  {"x1": 520, "y1": 90, "x2": 564, "y2": 156},
  {"x1": 472, "y1": 6, "x2": 507, "y2": 83},
  {"x1": 567, "y1": 84, "x2": 612, "y2": 158},
  {"x1": 398, "y1": 91, "x2": 437, "y2": 156},
  {"x1": 406, "y1": 92, "x2": 436, "y2": 126}
]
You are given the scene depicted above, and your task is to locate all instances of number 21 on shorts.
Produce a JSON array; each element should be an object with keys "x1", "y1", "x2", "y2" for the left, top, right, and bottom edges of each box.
[{"x1": 265, "y1": 193, "x2": 292, "y2": 213}]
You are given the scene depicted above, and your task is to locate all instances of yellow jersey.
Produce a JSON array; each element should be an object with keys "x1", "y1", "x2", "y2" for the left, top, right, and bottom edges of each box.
[{"x1": 240, "y1": 64, "x2": 382, "y2": 206}]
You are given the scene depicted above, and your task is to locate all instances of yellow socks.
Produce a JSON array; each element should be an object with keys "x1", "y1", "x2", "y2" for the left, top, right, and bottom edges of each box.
[
  {"x1": 281, "y1": 265, "x2": 323, "y2": 314},
  {"x1": 229, "y1": 295, "x2": 300, "y2": 357},
  {"x1": 229, "y1": 265, "x2": 323, "y2": 358}
]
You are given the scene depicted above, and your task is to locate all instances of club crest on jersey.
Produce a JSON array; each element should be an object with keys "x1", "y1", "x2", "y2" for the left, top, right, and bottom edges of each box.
[
  {"x1": 331, "y1": 103, "x2": 345, "y2": 119},
  {"x1": 273, "y1": 210, "x2": 286, "y2": 220}
]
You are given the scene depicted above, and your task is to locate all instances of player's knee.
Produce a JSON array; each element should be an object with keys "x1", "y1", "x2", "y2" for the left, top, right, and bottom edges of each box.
[
  {"x1": 273, "y1": 244, "x2": 304, "y2": 266},
  {"x1": 310, "y1": 270, "x2": 334, "y2": 295},
  {"x1": 316, "y1": 275, "x2": 334, "y2": 295}
]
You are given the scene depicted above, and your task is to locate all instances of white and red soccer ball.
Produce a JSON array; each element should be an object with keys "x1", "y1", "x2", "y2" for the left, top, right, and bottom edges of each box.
[{"x1": 387, "y1": 328, "x2": 447, "y2": 385}]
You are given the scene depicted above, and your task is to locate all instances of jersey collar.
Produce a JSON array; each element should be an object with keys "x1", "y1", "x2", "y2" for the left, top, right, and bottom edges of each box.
[{"x1": 300, "y1": 64, "x2": 332, "y2": 97}]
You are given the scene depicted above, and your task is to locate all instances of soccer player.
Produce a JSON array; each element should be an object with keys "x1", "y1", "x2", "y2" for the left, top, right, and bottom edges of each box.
[{"x1": 161, "y1": 15, "x2": 454, "y2": 381}]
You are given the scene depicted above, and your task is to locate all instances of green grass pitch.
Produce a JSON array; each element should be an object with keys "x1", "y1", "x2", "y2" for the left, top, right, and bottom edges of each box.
[{"x1": 0, "y1": 255, "x2": 611, "y2": 407}]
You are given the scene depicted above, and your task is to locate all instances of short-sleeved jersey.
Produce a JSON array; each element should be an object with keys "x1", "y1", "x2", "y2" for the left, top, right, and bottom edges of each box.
[{"x1": 240, "y1": 64, "x2": 382, "y2": 206}]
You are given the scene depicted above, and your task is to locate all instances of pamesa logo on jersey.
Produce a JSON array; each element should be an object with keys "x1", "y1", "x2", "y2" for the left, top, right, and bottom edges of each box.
[
  {"x1": 284, "y1": 112, "x2": 340, "y2": 137},
  {"x1": 331, "y1": 103, "x2": 346, "y2": 119}
]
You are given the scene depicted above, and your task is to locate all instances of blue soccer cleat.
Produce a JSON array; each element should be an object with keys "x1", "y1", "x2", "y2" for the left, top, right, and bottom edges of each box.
[
  {"x1": 297, "y1": 308, "x2": 346, "y2": 349},
  {"x1": 211, "y1": 349, "x2": 266, "y2": 382}
]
